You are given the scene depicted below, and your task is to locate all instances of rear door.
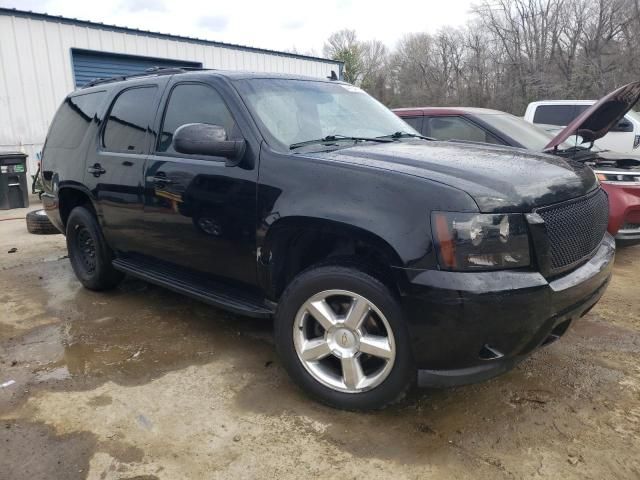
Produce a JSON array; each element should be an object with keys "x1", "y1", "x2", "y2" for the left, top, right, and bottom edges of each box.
[
  {"x1": 85, "y1": 78, "x2": 168, "y2": 254},
  {"x1": 141, "y1": 79, "x2": 260, "y2": 287}
]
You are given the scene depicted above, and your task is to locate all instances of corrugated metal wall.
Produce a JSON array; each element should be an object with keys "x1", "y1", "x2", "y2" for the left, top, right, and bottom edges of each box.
[
  {"x1": 0, "y1": 11, "x2": 341, "y2": 175},
  {"x1": 71, "y1": 50, "x2": 203, "y2": 88}
]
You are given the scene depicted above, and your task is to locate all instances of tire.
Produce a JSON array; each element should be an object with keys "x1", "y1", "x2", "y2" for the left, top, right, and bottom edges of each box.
[
  {"x1": 26, "y1": 209, "x2": 60, "y2": 235},
  {"x1": 274, "y1": 264, "x2": 415, "y2": 410},
  {"x1": 65, "y1": 206, "x2": 123, "y2": 291}
]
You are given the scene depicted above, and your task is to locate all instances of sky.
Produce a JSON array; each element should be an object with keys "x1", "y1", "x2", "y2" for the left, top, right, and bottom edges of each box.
[{"x1": 0, "y1": 0, "x2": 475, "y2": 57}]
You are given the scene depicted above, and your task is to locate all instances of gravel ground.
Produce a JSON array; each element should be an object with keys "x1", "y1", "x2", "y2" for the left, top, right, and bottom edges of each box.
[{"x1": 1, "y1": 205, "x2": 639, "y2": 479}]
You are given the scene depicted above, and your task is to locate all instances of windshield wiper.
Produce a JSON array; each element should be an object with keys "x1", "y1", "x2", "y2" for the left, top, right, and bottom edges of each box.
[
  {"x1": 289, "y1": 134, "x2": 393, "y2": 150},
  {"x1": 377, "y1": 131, "x2": 435, "y2": 141}
]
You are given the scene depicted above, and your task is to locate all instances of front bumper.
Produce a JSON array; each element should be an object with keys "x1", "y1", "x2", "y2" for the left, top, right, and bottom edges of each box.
[
  {"x1": 396, "y1": 234, "x2": 615, "y2": 387},
  {"x1": 616, "y1": 225, "x2": 640, "y2": 241},
  {"x1": 600, "y1": 183, "x2": 640, "y2": 240}
]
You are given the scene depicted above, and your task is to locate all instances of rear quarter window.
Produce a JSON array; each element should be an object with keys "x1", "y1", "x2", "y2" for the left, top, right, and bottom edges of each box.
[
  {"x1": 532, "y1": 105, "x2": 582, "y2": 126},
  {"x1": 46, "y1": 91, "x2": 107, "y2": 149}
]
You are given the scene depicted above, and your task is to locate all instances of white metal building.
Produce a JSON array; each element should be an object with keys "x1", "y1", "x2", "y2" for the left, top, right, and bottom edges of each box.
[{"x1": 0, "y1": 8, "x2": 343, "y2": 175}]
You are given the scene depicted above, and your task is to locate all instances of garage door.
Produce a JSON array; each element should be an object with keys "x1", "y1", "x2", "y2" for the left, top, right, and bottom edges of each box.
[{"x1": 71, "y1": 49, "x2": 202, "y2": 88}]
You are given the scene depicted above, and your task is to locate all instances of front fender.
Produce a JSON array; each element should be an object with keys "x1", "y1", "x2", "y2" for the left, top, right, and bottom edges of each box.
[{"x1": 256, "y1": 148, "x2": 479, "y2": 270}]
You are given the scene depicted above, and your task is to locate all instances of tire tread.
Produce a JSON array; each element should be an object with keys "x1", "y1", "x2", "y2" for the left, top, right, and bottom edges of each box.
[
  {"x1": 26, "y1": 209, "x2": 60, "y2": 235},
  {"x1": 66, "y1": 206, "x2": 123, "y2": 291}
]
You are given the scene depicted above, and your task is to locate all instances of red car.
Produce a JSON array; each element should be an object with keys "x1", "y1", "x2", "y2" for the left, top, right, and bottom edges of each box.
[{"x1": 394, "y1": 83, "x2": 640, "y2": 242}]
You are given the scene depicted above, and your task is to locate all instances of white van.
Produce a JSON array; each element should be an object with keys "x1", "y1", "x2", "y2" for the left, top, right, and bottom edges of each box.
[{"x1": 524, "y1": 100, "x2": 640, "y2": 153}]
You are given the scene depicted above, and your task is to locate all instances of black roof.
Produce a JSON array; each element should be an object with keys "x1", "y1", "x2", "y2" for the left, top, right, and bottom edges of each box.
[
  {"x1": 75, "y1": 67, "x2": 344, "y2": 91},
  {"x1": 0, "y1": 7, "x2": 342, "y2": 66}
]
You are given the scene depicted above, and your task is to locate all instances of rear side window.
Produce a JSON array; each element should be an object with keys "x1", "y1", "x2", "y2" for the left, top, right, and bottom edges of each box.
[
  {"x1": 47, "y1": 91, "x2": 106, "y2": 149},
  {"x1": 532, "y1": 105, "x2": 581, "y2": 126},
  {"x1": 427, "y1": 116, "x2": 502, "y2": 144},
  {"x1": 103, "y1": 86, "x2": 157, "y2": 153},
  {"x1": 158, "y1": 83, "x2": 237, "y2": 153}
]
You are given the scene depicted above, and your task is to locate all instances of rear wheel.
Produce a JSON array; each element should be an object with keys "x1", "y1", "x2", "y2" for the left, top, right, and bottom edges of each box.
[
  {"x1": 275, "y1": 265, "x2": 414, "y2": 410},
  {"x1": 66, "y1": 206, "x2": 123, "y2": 290}
]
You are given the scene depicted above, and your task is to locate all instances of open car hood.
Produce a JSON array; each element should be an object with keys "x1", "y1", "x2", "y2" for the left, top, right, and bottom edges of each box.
[{"x1": 544, "y1": 81, "x2": 640, "y2": 151}]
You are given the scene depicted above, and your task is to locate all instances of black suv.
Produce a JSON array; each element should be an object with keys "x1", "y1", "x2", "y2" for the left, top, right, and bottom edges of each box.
[{"x1": 41, "y1": 69, "x2": 614, "y2": 410}]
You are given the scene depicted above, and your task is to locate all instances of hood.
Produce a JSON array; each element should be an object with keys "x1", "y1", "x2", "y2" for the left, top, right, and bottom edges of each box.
[
  {"x1": 544, "y1": 81, "x2": 640, "y2": 151},
  {"x1": 306, "y1": 140, "x2": 598, "y2": 212}
]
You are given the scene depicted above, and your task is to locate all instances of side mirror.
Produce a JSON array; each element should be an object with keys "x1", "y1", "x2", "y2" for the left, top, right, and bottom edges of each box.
[
  {"x1": 173, "y1": 123, "x2": 246, "y2": 165},
  {"x1": 611, "y1": 118, "x2": 633, "y2": 133}
]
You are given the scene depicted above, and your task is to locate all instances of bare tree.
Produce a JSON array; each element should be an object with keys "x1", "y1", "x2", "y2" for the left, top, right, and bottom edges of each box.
[
  {"x1": 473, "y1": 0, "x2": 565, "y2": 112},
  {"x1": 321, "y1": 0, "x2": 640, "y2": 113},
  {"x1": 461, "y1": 25, "x2": 496, "y2": 106},
  {"x1": 360, "y1": 40, "x2": 389, "y2": 100},
  {"x1": 323, "y1": 29, "x2": 363, "y2": 84}
]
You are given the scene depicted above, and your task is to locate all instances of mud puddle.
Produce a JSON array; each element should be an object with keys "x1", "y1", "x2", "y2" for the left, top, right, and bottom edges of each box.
[{"x1": 0, "y1": 243, "x2": 638, "y2": 479}]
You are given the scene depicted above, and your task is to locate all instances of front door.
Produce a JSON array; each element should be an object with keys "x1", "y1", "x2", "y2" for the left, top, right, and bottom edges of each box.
[{"x1": 142, "y1": 81, "x2": 259, "y2": 287}]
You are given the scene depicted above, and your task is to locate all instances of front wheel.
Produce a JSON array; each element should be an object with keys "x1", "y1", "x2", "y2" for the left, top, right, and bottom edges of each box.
[
  {"x1": 66, "y1": 206, "x2": 123, "y2": 291},
  {"x1": 275, "y1": 265, "x2": 415, "y2": 410}
]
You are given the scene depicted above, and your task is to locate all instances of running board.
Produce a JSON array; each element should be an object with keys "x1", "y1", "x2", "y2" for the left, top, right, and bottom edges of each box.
[{"x1": 112, "y1": 257, "x2": 274, "y2": 318}]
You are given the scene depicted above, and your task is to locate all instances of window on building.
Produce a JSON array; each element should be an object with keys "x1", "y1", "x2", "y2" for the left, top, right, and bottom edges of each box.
[
  {"x1": 103, "y1": 86, "x2": 157, "y2": 153},
  {"x1": 47, "y1": 91, "x2": 107, "y2": 149},
  {"x1": 427, "y1": 116, "x2": 502, "y2": 144},
  {"x1": 158, "y1": 83, "x2": 237, "y2": 153}
]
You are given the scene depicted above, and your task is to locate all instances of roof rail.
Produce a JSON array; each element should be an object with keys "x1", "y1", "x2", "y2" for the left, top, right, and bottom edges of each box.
[{"x1": 80, "y1": 66, "x2": 209, "y2": 88}]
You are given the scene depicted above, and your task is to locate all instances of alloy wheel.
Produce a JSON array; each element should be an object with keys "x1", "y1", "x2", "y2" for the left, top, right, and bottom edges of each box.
[{"x1": 293, "y1": 289, "x2": 396, "y2": 393}]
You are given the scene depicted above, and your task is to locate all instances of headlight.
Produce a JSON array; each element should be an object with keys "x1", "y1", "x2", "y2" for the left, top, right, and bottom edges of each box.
[{"x1": 431, "y1": 212, "x2": 530, "y2": 271}]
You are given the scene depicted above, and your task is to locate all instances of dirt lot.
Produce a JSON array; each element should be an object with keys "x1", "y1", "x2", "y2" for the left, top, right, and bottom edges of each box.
[{"x1": 1, "y1": 205, "x2": 639, "y2": 480}]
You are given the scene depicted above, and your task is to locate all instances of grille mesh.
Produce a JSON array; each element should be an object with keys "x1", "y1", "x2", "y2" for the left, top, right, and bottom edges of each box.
[{"x1": 536, "y1": 189, "x2": 609, "y2": 272}]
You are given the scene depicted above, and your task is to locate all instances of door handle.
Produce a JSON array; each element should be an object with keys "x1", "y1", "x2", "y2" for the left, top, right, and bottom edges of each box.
[
  {"x1": 87, "y1": 163, "x2": 106, "y2": 177},
  {"x1": 152, "y1": 175, "x2": 174, "y2": 186}
]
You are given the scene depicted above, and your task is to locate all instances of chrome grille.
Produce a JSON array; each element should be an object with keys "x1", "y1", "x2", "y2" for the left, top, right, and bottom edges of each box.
[{"x1": 535, "y1": 189, "x2": 609, "y2": 273}]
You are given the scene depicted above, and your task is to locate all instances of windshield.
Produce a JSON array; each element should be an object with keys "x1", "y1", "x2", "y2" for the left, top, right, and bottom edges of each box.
[
  {"x1": 476, "y1": 113, "x2": 580, "y2": 151},
  {"x1": 235, "y1": 79, "x2": 418, "y2": 151}
]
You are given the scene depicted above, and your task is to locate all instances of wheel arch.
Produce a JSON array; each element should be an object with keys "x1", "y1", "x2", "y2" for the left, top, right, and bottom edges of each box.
[
  {"x1": 57, "y1": 184, "x2": 99, "y2": 228},
  {"x1": 259, "y1": 216, "x2": 406, "y2": 300}
]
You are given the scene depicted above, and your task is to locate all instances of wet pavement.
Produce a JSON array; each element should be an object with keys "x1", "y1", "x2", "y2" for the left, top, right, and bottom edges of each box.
[{"x1": 1, "y1": 206, "x2": 640, "y2": 479}]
